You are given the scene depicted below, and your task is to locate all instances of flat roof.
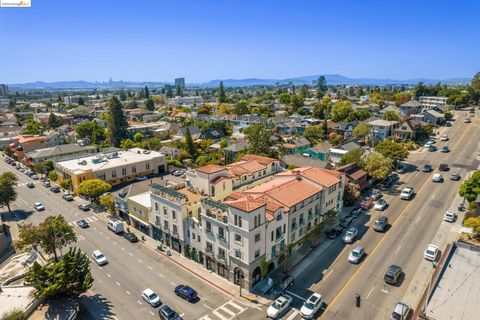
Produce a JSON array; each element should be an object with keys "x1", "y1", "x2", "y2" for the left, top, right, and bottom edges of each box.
[
  {"x1": 56, "y1": 148, "x2": 164, "y2": 173},
  {"x1": 426, "y1": 242, "x2": 480, "y2": 320},
  {"x1": 129, "y1": 192, "x2": 152, "y2": 208}
]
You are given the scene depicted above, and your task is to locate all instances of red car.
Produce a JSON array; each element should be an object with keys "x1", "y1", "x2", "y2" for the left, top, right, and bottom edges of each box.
[{"x1": 360, "y1": 197, "x2": 373, "y2": 210}]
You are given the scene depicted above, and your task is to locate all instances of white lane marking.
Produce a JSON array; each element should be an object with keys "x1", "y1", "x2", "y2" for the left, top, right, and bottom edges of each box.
[
  {"x1": 366, "y1": 286, "x2": 375, "y2": 299},
  {"x1": 113, "y1": 241, "x2": 117, "y2": 245},
  {"x1": 129, "y1": 252, "x2": 133, "y2": 256},
  {"x1": 415, "y1": 216, "x2": 421, "y2": 224},
  {"x1": 285, "y1": 309, "x2": 299, "y2": 320},
  {"x1": 170, "y1": 281, "x2": 176, "y2": 286},
  {"x1": 212, "y1": 310, "x2": 229, "y2": 320},
  {"x1": 106, "y1": 236, "x2": 110, "y2": 240},
  {"x1": 381, "y1": 288, "x2": 389, "y2": 294},
  {"x1": 106, "y1": 273, "x2": 111, "y2": 278},
  {"x1": 158, "y1": 273, "x2": 164, "y2": 278},
  {"x1": 93, "y1": 227, "x2": 97, "y2": 230},
  {"x1": 121, "y1": 247, "x2": 125, "y2": 250},
  {"x1": 116, "y1": 281, "x2": 121, "y2": 286},
  {"x1": 285, "y1": 290, "x2": 307, "y2": 301},
  {"x1": 137, "y1": 300, "x2": 143, "y2": 305},
  {"x1": 126, "y1": 290, "x2": 131, "y2": 295},
  {"x1": 394, "y1": 245, "x2": 402, "y2": 255},
  {"x1": 100, "y1": 231, "x2": 104, "y2": 235},
  {"x1": 17, "y1": 196, "x2": 28, "y2": 205},
  {"x1": 226, "y1": 300, "x2": 246, "y2": 313},
  {"x1": 148, "y1": 265, "x2": 153, "y2": 270},
  {"x1": 202, "y1": 302, "x2": 213, "y2": 310},
  {"x1": 149, "y1": 311, "x2": 155, "y2": 316},
  {"x1": 98, "y1": 266, "x2": 102, "y2": 270},
  {"x1": 138, "y1": 259, "x2": 143, "y2": 263},
  {"x1": 323, "y1": 269, "x2": 334, "y2": 280}
]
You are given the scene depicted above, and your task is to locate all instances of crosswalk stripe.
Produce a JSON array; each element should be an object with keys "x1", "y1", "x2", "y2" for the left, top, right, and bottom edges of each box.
[
  {"x1": 198, "y1": 316, "x2": 211, "y2": 320},
  {"x1": 225, "y1": 300, "x2": 246, "y2": 313},
  {"x1": 212, "y1": 310, "x2": 229, "y2": 320},
  {"x1": 217, "y1": 306, "x2": 235, "y2": 317},
  {"x1": 285, "y1": 309, "x2": 299, "y2": 320}
]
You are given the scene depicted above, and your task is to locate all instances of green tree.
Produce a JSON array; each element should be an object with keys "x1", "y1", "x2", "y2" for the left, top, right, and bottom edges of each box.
[
  {"x1": 198, "y1": 104, "x2": 212, "y2": 114},
  {"x1": 245, "y1": 124, "x2": 273, "y2": 157},
  {"x1": 233, "y1": 101, "x2": 249, "y2": 115},
  {"x1": 0, "y1": 309, "x2": 24, "y2": 320},
  {"x1": 120, "y1": 138, "x2": 139, "y2": 149},
  {"x1": 354, "y1": 109, "x2": 372, "y2": 121},
  {"x1": 78, "y1": 179, "x2": 112, "y2": 201},
  {"x1": 304, "y1": 125, "x2": 324, "y2": 144},
  {"x1": 175, "y1": 85, "x2": 183, "y2": 97},
  {"x1": 278, "y1": 93, "x2": 291, "y2": 104},
  {"x1": 133, "y1": 132, "x2": 144, "y2": 143},
  {"x1": 14, "y1": 215, "x2": 77, "y2": 262},
  {"x1": 472, "y1": 72, "x2": 480, "y2": 91},
  {"x1": 464, "y1": 216, "x2": 480, "y2": 238},
  {"x1": 144, "y1": 85, "x2": 150, "y2": 99},
  {"x1": 99, "y1": 194, "x2": 116, "y2": 215},
  {"x1": 75, "y1": 121, "x2": 105, "y2": 145},
  {"x1": 382, "y1": 111, "x2": 400, "y2": 121},
  {"x1": 0, "y1": 172, "x2": 17, "y2": 213},
  {"x1": 107, "y1": 96, "x2": 128, "y2": 147},
  {"x1": 316, "y1": 75, "x2": 327, "y2": 98},
  {"x1": 340, "y1": 147, "x2": 364, "y2": 165},
  {"x1": 47, "y1": 171, "x2": 58, "y2": 181},
  {"x1": 299, "y1": 85, "x2": 309, "y2": 99},
  {"x1": 119, "y1": 89, "x2": 127, "y2": 101},
  {"x1": 48, "y1": 113, "x2": 63, "y2": 128},
  {"x1": 78, "y1": 97, "x2": 85, "y2": 105},
  {"x1": 60, "y1": 179, "x2": 72, "y2": 190},
  {"x1": 413, "y1": 82, "x2": 427, "y2": 98},
  {"x1": 313, "y1": 101, "x2": 326, "y2": 119},
  {"x1": 459, "y1": 171, "x2": 480, "y2": 202},
  {"x1": 185, "y1": 127, "x2": 196, "y2": 159},
  {"x1": 331, "y1": 101, "x2": 353, "y2": 123},
  {"x1": 25, "y1": 247, "x2": 93, "y2": 299},
  {"x1": 145, "y1": 97, "x2": 155, "y2": 111},
  {"x1": 290, "y1": 94, "x2": 304, "y2": 113},
  {"x1": 352, "y1": 122, "x2": 369, "y2": 141},
  {"x1": 362, "y1": 152, "x2": 393, "y2": 181},
  {"x1": 23, "y1": 120, "x2": 42, "y2": 135},
  {"x1": 374, "y1": 140, "x2": 408, "y2": 162},
  {"x1": 3, "y1": 146, "x2": 13, "y2": 157},
  {"x1": 218, "y1": 81, "x2": 226, "y2": 103}
]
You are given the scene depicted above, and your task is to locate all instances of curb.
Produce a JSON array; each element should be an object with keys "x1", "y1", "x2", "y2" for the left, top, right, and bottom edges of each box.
[{"x1": 287, "y1": 237, "x2": 334, "y2": 273}]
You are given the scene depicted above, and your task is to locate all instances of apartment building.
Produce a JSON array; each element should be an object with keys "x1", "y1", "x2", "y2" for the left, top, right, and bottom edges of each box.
[
  {"x1": 180, "y1": 166, "x2": 344, "y2": 290},
  {"x1": 419, "y1": 96, "x2": 448, "y2": 109},
  {"x1": 54, "y1": 148, "x2": 166, "y2": 194},
  {"x1": 25, "y1": 144, "x2": 97, "y2": 164},
  {"x1": 185, "y1": 154, "x2": 281, "y2": 200}
]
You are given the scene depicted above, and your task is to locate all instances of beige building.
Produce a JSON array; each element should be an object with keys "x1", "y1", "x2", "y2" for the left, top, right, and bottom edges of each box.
[
  {"x1": 54, "y1": 148, "x2": 166, "y2": 194},
  {"x1": 127, "y1": 192, "x2": 152, "y2": 234}
]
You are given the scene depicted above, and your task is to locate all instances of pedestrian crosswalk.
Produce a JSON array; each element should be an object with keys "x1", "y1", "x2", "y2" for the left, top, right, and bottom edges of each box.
[
  {"x1": 198, "y1": 300, "x2": 247, "y2": 320},
  {"x1": 69, "y1": 215, "x2": 100, "y2": 226}
]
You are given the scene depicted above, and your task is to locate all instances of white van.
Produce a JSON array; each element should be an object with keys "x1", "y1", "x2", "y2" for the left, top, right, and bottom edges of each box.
[{"x1": 107, "y1": 219, "x2": 124, "y2": 234}]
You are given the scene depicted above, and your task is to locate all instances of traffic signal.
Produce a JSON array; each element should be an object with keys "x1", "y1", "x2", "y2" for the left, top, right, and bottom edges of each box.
[{"x1": 355, "y1": 293, "x2": 361, "y2": 307}]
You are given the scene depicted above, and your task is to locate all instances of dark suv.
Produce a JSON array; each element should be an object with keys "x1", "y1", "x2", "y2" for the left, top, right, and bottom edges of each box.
[
  {"x1": 174, "y1": 285, "x2": 197, "y2": 302},
  {"x1": 373, "y1": 216, "x2": 388, "y2": 232},
  {"x1": 384, "y1": 265, "x2": 402, "y2": 285},
  {"x1": 277, "y1": 274, "x2": 294, "y2": 291},
  {"x1": 439, "y1": 163, "x2": 449, "y2": 171},
  {"x1": 159, "y1": 305, "x2": 182, "y2": 320}
]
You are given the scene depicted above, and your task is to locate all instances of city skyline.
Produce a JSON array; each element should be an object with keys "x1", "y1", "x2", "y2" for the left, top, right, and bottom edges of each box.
[{"x1": 1, "y1": 0, "x2": 479, "y2": 83}]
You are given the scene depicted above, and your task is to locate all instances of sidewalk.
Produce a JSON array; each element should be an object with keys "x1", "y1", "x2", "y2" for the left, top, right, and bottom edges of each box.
[{"x1": 401, "y1": 169, "x2": 475, "y2": 312}]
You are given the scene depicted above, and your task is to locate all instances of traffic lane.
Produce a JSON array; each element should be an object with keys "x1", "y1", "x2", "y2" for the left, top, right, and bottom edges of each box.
[
  {"x1": 347, "y1": 175, "x2": 463, "y2": 320},
  {"x1": 75, "y1": 219, "x2": 226, "y2": 319}
]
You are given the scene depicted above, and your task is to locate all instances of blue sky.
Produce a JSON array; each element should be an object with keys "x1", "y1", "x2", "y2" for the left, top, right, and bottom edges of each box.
[{"x1": 0, "y1": 0, "x2": 479, "y2": 83}]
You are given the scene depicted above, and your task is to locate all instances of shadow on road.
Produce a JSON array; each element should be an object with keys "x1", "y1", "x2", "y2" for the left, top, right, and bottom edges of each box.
[
  {"x1": 80, "y1": 293, "x2": 116, "y2": 320},
  {"x1": 0, "y1": 209, "x2": 33, "y2": 223}
]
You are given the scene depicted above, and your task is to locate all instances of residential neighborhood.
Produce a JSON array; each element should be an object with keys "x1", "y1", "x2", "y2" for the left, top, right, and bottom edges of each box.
[{"x1": 1, "y1": 1, "x2": 480, "y2": 320}]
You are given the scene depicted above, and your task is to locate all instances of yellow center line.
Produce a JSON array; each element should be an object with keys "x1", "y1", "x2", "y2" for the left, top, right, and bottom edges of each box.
[{"x1": 321, "y1": 118, "x2": 475, "y2": 319}]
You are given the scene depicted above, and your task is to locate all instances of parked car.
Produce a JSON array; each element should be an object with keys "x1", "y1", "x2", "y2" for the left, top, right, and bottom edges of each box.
[
  {"x1": 439, "y1": 163, "x2": 449, "y2": 171},
  {"x1": 267, "y1": 295, "x2": 293, "y2": 319},
  {"x1": 123, "y1": 232, "x2": 139, "y2": 243},
  {"x1": 374, "y1": 198, "x2": 388, "y2": 211},
  {"x1": 395, "y1": 165, "x2": 405, "y2": 174},
  {"x1": 174, "y1": 285, "x2": 197, "y2": 302},
  {"x1": 464, "y1": 117, "x2": 471, "y2": 123},
  {"x1": 432, "y1": 173, "x2": 443, "y2": 183},
  {"x1": 50, "y1": 186, "x2": 60, "y2": 193},
  {"x1": 277, "y1": 274, "x2": 294, "y2": 291},
  {"x1": 135, "y1": 176, "x2": 149, "y2": 181},
  {"x1": 158, "y1": 305, "x2": 182, "y2": 320},
  {"x1": 76, "y1": 219, "x2": 89, "y2": 228},
  {"x1": 391, "y1": 301, "x2": 411, "y2": 320},
  {"x1": 325, "y1": 225, "x2": 343, "y2": 239},
  {"x1": 422, "y1": 164, "x2": 433, "y2": 172},
  {"x1": 142, "y1": 288, "x2": 161, "y2": 307},
  {"x1": 371, "y1": 189, "x2": 381, "y2": 200},
  {"x1": 300, "y1": 293, "x2": 323, "y2": 319},
  {"x1": 426, "y1": 139, "x2": 436, "y2": 146},
  {"x1": 384, "y1": 265, "x2": 402, "y2": 285},
  {"x1": 31, "y1": 175, "x2": 39, "y2": 180},
  {"x1": 43, "y1": 181, "x2": 51, "y2": 187},
  {"x1": 450, "y1": 173, "x2": 461, "y2": 181},
  {"x1": 440, "y1": 146, "x2": 449, "y2": 153},
  {"x1": 34, "y1": 202, "x2": 45, "y2": 211},
  {"x1": 445, "y1": 121, "x2": 452, "y2": 127},
  {"x1": 26, "y1": 182, "x2": 35, "y2": 188},
  {"x1": 428, "y1": 145, "x2": 437, "y2": 152},
  {"x1": 78, "y1": 204, "x2": 90, "y2": 211},
  {"x1": 63, "y1": 194, "x2": 74, "y2": 201},
  {"x1": 91, "y1": 250, "x2": 108, "y2": 265},
  {"x1": 348, "y1": 246, "x2": 365, "y2": 264},
  {"x1": 443, "y1": 210, "x2": 457, "y2": 222},
  {"x1": 440, "y1": 134, "x2": 449, "y2": 141},
  {"x1": 373, "y1": 216, "x2": 389, "y2": 232},
  {"x1": 342, "y1": 227, "x2": 358, "y2": 244},
  {"x1": 360, "y1": 197, "x2": 373, "y2": 210},
  {"x1": 400, "y1": 187, "x2": 414, "y2": 200},
  {"x1": 351, "y1": 208, "x2": 363, "y2": 218},
  {"x1": 339, "y1": 216, "x2": 354, "y2": 229},
  {"x1": 424, "y1": 244, "x2": 439, "y2": 261}
]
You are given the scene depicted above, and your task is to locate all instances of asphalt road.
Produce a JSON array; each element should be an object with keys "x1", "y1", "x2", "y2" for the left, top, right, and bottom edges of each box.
[
  {"x1": 0, "y1": 161, "x2": 256, "y2": 320},
  {"x1": 287, "y1": 111, "x2": 479, "y2": 319}
]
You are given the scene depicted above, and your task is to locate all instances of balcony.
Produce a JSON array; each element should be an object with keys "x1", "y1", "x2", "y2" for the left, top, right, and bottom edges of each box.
[
  {"x1": 172, "y1": 229, "x2": 178, "y2": 237},
  {"x1": 217, "y1": 254, "x2": 227, "y2": 263},
  {"x1": 275, "y1": 232, "x2": 284, "y2": 241},
  {"x1": 205, "y1": 248, "x2": 214, "y2": 257},
  {"x1": 217, "y1": 233, "x2": 226, "y2": 242},
  {"x1": 163, "y1": 225, "x2": 170, "y2": 234}
]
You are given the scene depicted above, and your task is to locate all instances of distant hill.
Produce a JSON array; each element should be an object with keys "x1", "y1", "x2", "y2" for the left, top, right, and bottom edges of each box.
[{"x1": 9, "y1": 74, "x2": 472, "y2": 89}]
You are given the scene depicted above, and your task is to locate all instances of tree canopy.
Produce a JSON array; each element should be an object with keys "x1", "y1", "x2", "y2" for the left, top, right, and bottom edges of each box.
[
  {"x1": 76, "y1": 121, "x2": 105, "y2": 145},
  {"x1": 245, "y1": 124, "x2": 274, "y2": 157},
  {"x1": 316, "y1": 75, "x2": 327, "y2": 98},
  {"x1": 459, "y1": 171, "x2": 480, "y2": 202},
  {"x1": 374, "y1": 140, "x2": 409, "y2": 162},
  {"x1": 361, "y1": 152, "x2": 393, "y2": 181},
  {"x1": 382, "y1": 111, "x2": 400, "y2": 121},
  {"x1": 78, "y1": 179, "x2": 112, "y2": 200},
  {"x1": 352, "y1": 122, "x2": 369, "y2": 141},
  {"x1": 218, "y1": 82, "x2": 226, "y2": 103},
  {"x1": 107, "y1": 96, "x2": 128, "y2": 147},
  {"x1": 0, "y1": 172, "x2": 17, "y2": 213},
  {"x1": 340, "y1": 147, "x2": 364, "y2": 165},
  {"x1": 14, "y1": 215, "x2": 77, "y2": 262},
  {"x1": 25, "y1": 247, "x2": 93, "y2": 299},
  {"x1": 145, "y1": 97, "x2": 155, "y2": 111},
  {"x1": 48, "y1": 113, "x2": 63, "y2": 128},
  {"x1": 331, "y1": 101, "x2": 354, "y2": 123},
  {"x1": 303, "y1": 125, "x2": 324, "y2": 144}
]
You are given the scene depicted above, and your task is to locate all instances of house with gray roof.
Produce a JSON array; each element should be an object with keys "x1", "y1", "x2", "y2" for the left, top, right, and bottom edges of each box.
[
  {"x1": 400, "y1": 100, "x2": 423, "y2": 116},
  {"x1": 423, "y1": 109, "x2": 445, "y2": 125},
  {"x1": 25, "y1": 144, "x2": 97, "y2": 164}
]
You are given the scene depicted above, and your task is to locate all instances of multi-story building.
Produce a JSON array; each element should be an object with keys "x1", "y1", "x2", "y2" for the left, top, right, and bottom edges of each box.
[
  {"x1": 419, "y1": 96, "x2": 448, "y2": 109},
  {"x1": 168, "y1": 96, "x2": 203, "y2": 106},
  {"x1": 25, "y1": 144, "x2": 97, "y2": 164},
  {"x1": 54, "y1": 148, "x2": 166, "y2": 194},
  {"x1": 0, "y1": 84, "x2": 8, "y2": 96},
  {"x1": 174, "y1": 77, "x2": 185, "y2": 89}
]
